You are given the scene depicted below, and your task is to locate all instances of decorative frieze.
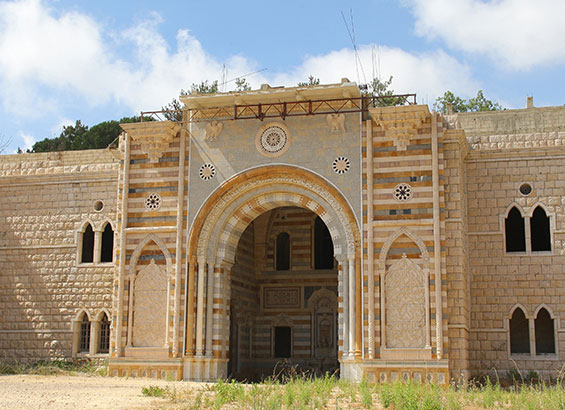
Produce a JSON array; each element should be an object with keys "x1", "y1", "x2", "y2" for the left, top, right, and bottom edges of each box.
[{"x1": 120, "y1": 121, "x2": 180, "y2": 163}]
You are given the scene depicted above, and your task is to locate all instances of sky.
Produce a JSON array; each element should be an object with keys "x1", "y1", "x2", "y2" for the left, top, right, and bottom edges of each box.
[{"x1": 1, "y1": 0, "x2": 565, "y2": 153}]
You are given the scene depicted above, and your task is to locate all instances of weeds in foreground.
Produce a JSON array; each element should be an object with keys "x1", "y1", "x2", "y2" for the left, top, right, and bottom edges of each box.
[{"x1": 140, "y1": 374, "x2": 565, "y2": 410}]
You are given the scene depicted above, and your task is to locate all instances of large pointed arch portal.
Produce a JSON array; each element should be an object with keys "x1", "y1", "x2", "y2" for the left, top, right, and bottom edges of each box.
[{"x1": 184, "y1": 165, "x2": 362, "y2": 380}]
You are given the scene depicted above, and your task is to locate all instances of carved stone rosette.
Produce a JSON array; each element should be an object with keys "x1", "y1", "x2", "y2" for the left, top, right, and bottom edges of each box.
[{"x1": 120, "y1": 121, "x2": 180, "y2": 163}]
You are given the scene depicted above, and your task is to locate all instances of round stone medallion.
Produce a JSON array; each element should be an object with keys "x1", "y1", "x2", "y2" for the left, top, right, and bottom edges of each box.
[
  {"x1": 393, "y1": 183, "x2": 413, "y2": 202},
  {"x1": 199, "y1": 163, "x2": 216, "y2": 180},
  {"x1": 332, "y1": 156, "x2": 350, "y2": 174},
  {"x1": 256, "y1": 123, "x2": 290, "y2": 157},
  {"x1": 145, "y1": 193, "x2": 162, "y2": 211}
]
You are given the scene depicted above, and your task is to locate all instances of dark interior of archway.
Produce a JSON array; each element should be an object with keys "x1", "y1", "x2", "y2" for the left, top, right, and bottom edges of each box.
[{"x1": 228, "y1": 206, "x2": 339, "y2": 381}]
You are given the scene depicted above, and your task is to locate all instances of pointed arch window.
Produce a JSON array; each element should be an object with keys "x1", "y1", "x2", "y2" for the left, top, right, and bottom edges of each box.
[
  {"x1": 100, "y1": 223, "x2": 114, "y2": 262},
  {"x1": 530, "y1": 206, "x2": 551, "y2": 252},
  {"x1": 509, "y1": 307, "x2": 530, "y2": 354},
  {"x1": 98, "y1": 313, "x2": 110, "y2": 353},
  {"x1": 276, "y1": 232, "x2": 290, "y2": 271},
  {"x1": 81, "y1": 224, "x2": 95, "y2": 263},
  {"x1": 79, "y1": 313, "x2": 91, "y2": 353},
  {"x1": 535, "y1": 308, "x2": 555, "y2": 355},
  {"x1": 505, "y1": 207, "x2": 526, "y2": 252},
  {"x1": 314, "y1": 216, "x2": 334, "y2": 269}
]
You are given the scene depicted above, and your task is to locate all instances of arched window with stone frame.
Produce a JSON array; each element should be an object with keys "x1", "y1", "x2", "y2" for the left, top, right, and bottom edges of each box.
[
  {"x1": 275, "y1": 232, "x2": 291, "y2": 271},
  {"x1": 530, "y1": 205, "x2": 551, "y2": 252},
  {"x1": 534, "y1": 306, "x2": 556, "y2": 355},
  {"x1": 509, "y1": 306, "x2": 530, "y2": 355},
  {"x1": 100, "y1": 222, "x2": 114, "y2": 263},
  {"x1": 80, "y1": 222, "x2": 95, "y2": 263},
  {"x1": 98, "y1": 312, "x2": 111, "y2": 354},
  {"x1": 505, "y1": 206, "x2": 526, "y2": 253}
]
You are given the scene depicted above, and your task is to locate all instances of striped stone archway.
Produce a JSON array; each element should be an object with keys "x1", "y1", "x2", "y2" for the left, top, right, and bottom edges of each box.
[{"x1": 184, "y1": 165, "x2": 362, "y2": 381}]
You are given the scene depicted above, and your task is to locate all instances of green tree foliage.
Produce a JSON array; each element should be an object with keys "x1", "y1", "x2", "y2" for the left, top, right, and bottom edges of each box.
[
  {"x1": 434, "y1": 90, "x2": 502, "y2": 113},
  {"x1": 298, "y1": 76, "x2": 320, "y2": 87},
  {"x1": 363, "y1": 76, "x2": 407, "y2": 107},
  {"x1": 235, "y1": 77, "x2": 251, "y2": 91},
  {"x1": 29, "y1": 116, "x2": 143, "y2": 153}
]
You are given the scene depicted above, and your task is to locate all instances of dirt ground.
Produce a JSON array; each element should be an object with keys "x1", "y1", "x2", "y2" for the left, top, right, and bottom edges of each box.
[{"x1": 0, "y1": 374, "x2": 192, "y2": 409}]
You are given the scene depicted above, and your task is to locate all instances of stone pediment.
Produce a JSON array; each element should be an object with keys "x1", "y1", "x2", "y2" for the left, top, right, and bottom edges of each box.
[{"x1": 120, "y1": 121, "x2": 181, "y2": 162}]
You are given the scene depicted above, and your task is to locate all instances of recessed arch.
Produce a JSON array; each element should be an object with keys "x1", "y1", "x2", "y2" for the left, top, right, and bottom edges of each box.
[
  {"x1": 509, "y1": 303, "x2": 530, "y2": 319},
  {"x1": 74, "y1": 308, "x2": 92, "y2": 321},
  {"x1": 378, "y1": 227, "x2": 430, "y2": 268},
  {"x1": 128, "y1": 233, "x2": 173, "y2": 277},
  {"x1": 534, "y1": 303, "x2": 555, "y2": 319},
  {"x1": 188, "y1": 165, "x2": 361, "y2": 265}
]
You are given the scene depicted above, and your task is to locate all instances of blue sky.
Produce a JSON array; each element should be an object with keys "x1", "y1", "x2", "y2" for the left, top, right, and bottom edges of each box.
[{"x1": 1, "y1": 0, "x2": 565, "y2": 153}]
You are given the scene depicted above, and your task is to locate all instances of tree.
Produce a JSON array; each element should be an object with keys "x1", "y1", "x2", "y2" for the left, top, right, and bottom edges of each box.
[
  {"x1": 190, "y1": 80, "x2": 219, "y2": 94},
  {"x1": 235, "y1": 77, "x2": 251, "y2": 91},
  {"x1": 363, "y1": 76, "x2": 407, "y2": 107},
  {"x1": 29, "y1": 116, "x2": 144, "y2": 153},
  {"x1": 434, "y1": 90, "x2": 502, "y2": 113},
  {"x1": 298, "y1": 76, "x2": 320, "y2": 87}
]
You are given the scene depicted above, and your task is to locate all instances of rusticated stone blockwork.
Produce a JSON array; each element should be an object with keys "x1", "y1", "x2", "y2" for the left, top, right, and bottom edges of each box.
[
  {"x1": 0, "y1": 150, "x2": 119, "y2": 360},
  {"x1": 1, "y1": 81, "x2": 565, "y2": 383}
]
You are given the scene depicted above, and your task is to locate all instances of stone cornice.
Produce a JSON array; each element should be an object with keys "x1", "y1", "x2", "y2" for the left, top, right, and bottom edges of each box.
[{"x1": 120, "y1": 121, "x2": 180, "y2": 162}]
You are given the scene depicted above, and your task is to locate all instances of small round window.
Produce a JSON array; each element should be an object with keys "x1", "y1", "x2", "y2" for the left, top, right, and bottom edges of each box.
[
  {"x1": 93, "y1": 200, "x2": 104, "y2": 212},
  {"x1": 519, "y1": 183, "x2": 532, "y2": 196}
]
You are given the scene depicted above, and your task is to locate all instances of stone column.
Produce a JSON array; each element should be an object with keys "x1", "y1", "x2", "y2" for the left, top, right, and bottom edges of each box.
[
  {"x1": 195, "y1": 259, "x2": 206, "y2": 356},
  {"x1": 186, "y1": 255, "x2": 197, "y2": 356},
  {"x1": 339, "y1": 258, "x2": 350, "y2": 357},
  {"x1": 205, "y1": 262, "x2": 215, "y2": 356},
  {"x1": 348, "y1": 257, "x2": 355, "y2": 357},
  {"x1": 93, "y1": 230, "x2": 102, "y2": 264},
  {"x1": 126, "y1": 275, "x2": 135, "y2": 347}
]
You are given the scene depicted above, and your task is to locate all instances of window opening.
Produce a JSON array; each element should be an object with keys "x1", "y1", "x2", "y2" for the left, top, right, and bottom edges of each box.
[
  {"x1": 535, "y1": 308, "x2": 555, "y2": 354},
  {"x1": 274, "y1": 326, "x2": 291, "y2": 358},
  {"x1": 100, "y1": 223, "x2": 114, "y2": 262},
  {"x1": 530, "y1": 206, "x2": 551, "y2": 252},
  {"x1": 510, "y1": 308, "x2": 530, "y2": 354},
  {"x1": 276, "y1": 232, "x2": 290, "y2": 270},
  {"x1": 81, "y1": 224, "x2": 94, "y2": 263},
  {"x1": 79, "y1": 314, "x2": 91, "y2": 353},
  {"x1": 505, "y1": 207, "x2": 526, "y2": 252},
  {"x1": 314, "y1": 216, "x2": 334, "y2": 269},
  {"x1": 99, "y1": 313, "x2": 110, "y2": 353}
]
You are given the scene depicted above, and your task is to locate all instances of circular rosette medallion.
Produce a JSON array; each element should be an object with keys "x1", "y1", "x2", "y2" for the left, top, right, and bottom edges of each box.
[
  {"x1": 199, "y1": 163, "x2": 216, "y2": 180},
  {"x1": 145, "y1": 193, "x2": 162, "y2": 211},
  {"x1": 256, "y1": 123, "x2": 290, "y2": 157},
  {"x1": 332, "y1": 156, "x2": 350, "y2": 174},
  {"x1": 393, "y1": 183, "x2": 413, "y2": 202}
]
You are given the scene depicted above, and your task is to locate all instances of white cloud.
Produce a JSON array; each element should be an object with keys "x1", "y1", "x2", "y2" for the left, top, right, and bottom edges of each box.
[
  {"x1": 17, "y1": 130, "x2": 35, "y2": 152},
  {"x1": 0, "y1": 0, "x2": 260, "y2": 115},
  {"x1": 404, "y1": 0, "x2": 565, "y2": 70},
  {"x1": 274, "y1": 45, "x2": 479, "y2": 104},
  {"x1": 0, "y1": 0, "x2": 480, "y2": 121}
]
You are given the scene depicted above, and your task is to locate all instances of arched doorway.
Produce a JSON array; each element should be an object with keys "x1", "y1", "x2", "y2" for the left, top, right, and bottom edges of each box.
[
  {"x1": 185, "y1": 165, "x2": 361, "y2": 381},
  {"x1": 228, "y1": 206, "x2": 339, "y2": 380}
]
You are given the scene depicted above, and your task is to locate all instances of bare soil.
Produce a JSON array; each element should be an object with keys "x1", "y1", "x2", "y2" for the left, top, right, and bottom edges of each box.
[{"x1": 0, "y1": 374, "x2": 193, "y2": 409}]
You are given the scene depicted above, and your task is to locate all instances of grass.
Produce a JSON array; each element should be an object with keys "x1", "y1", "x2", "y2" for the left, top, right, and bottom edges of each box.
[
  {"x1": 139, "y1": 373, "x2": 565, "y2": 410},
  {"x1": 0, "y1": 358, "x2": 108, "y2": 376}
]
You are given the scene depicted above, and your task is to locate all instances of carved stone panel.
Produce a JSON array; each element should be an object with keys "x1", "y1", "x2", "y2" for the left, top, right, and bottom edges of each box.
[
  {"x1": 385, "y1": 255, "x2": 426, "y2": 348},
  {"x1": 264, "y1": 287, "x2": 301, "y2": 309},
  {"x1": 133, "y1": 260, "x2": 168, "y2": 347}
]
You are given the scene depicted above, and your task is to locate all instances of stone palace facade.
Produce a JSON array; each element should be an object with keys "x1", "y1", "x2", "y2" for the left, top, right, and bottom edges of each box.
[{"x1": 1, "y1": 80, "x2": 564, "y2": 383}]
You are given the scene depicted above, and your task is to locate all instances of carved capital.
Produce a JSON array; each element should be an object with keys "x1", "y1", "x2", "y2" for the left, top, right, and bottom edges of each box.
[
  {"x1": 120, "y1": 121, "x2": 180, "y2": 163},
  {"x1": 370, "y1": 106, "x2": 429, "y2": 151}
]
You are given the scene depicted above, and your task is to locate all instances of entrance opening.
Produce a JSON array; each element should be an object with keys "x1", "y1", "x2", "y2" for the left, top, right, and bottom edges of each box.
[{"x1": 228, "y1": 206, "x2": 338, "y2": 381}]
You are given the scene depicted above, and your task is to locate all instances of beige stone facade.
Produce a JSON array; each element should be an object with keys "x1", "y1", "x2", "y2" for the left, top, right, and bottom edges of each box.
[{"x1": 1, "y1": 80, "x2": 564, "y2": 382}]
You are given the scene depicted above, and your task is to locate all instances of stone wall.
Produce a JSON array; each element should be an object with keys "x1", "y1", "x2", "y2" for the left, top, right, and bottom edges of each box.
[{"x1": 0, "y1": 150, "x2": 119, "y2": 360}]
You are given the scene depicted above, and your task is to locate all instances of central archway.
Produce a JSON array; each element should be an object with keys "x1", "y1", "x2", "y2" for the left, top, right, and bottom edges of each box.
[{"x1": 184, "y1": 165, "x2": 361, "y2": 380}]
